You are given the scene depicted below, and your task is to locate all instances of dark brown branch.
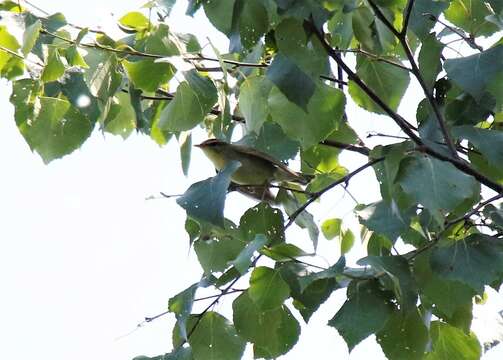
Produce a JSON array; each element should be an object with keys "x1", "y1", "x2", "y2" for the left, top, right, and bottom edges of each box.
[
  {"x1": 423, "y1": 13, "x2": 483, "y2": 51},
  {"x1": 320, "y1": 75, "x2": 348, "y2": 86},
  {"x1": 366, "y1": 0, "x2": 459, "y2": 159},
  {"x1": 444, "y1": 193, "x2": 503, "y2": 231},
  {"x1": 285, "y1": 157, "x2": 384, "y2": 228}
]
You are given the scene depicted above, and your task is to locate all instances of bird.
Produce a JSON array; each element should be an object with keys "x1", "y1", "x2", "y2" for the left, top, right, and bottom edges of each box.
[{"x1": 195, "y1": 138, "x2": 311, "y2": 186}]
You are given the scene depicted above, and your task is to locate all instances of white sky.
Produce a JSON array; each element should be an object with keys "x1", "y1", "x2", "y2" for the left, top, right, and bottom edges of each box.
[{"x1": 0, "y1": 1, "x2": 502, "y2": 359}]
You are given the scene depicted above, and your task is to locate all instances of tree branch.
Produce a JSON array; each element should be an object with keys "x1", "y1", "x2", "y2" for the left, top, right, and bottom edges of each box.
[
  {"x1": 310, "y1": 21, "x2": 503, "y2": 194},
  {"x1": 366, "y1": 0, "x2": 459, "y2": 159},
  {"x1": 321, "y1": 140, "x2": 371, "y2": 156},
  {"x1": 444, "y1": 193, "x2": 503, "y2": 231},
  {"x1": 423, "y1": 13, "x2": 483, "y2": 51},
  {"x1": 402, "y1": 0, "x2": 415, "y2": 35},
  {"x1": 285, "y1": 157, "x2": 384, "y2": 228}
]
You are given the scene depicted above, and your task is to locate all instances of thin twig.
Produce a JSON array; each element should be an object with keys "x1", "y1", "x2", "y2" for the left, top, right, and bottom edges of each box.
[
  {"x1": 321, "y1": 140, "x2": 371, "y2": 156},
  {"x1": 402, "y1": 0, "x2": 415, "y2": 35},
  {"x1": 423, "y1": 13, "x2": 483, "y2": 51},
  {"x1": 285, "y1": 158, "x2": 384, "y2": 228},
  {"x1": 444, "y1": 194, "x2": 503, "y2": 231}
]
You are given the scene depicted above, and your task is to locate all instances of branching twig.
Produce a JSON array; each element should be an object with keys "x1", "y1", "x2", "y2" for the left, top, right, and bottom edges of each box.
[
  {"x1": 444, "y1": 193, "x2": 503, "y2": 231},
  {"x1": 309, "y1": 21, "x2": 503, "y2": 194},
  {"x1": 366, "y1": 0, "x2": 459, "y2": 160},
  {"x1": 321, "y1": 140, "x2": 371, "y2": 156},
  {"x1": 285, "y1": 157, "x2": 384, "y2": 228},
  {"x1": 423, "y1": 13, "x2": 483, "y2": 51}
]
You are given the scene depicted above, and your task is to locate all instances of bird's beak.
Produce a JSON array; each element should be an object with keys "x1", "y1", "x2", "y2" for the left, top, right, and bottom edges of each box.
[{"x1": 194, "y1": 143, "x2": 203, "y2": 148}]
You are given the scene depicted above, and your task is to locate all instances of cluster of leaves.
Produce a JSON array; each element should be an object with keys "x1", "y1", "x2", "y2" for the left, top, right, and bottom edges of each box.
[{"x1": 2, "y1": 0, "x2": 503, "y2": 359}]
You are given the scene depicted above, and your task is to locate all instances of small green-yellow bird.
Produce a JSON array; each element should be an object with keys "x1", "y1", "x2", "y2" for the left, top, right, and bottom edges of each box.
[{"x1": 195, "y1": 138, "x2": 311, "y2": 186}]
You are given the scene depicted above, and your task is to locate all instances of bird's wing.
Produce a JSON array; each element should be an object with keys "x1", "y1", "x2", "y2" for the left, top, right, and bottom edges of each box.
[{"x1": 228, "y1": 143, "x2": 301, "y2": 178}]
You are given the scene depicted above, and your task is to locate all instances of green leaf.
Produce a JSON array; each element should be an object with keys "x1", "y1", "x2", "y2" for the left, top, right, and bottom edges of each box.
[
  {"x1": 65, "y1": 45, "x2": 88, "y2": 68},
  {"x1": 328, "y1": 4, "x2": 353, "y2": 49},
  {"x1": 266, "y1": 53, "x2": 315, "y2": 111},
  {"x1": 414, "y1": 252, "x2": 475, "y2": 318},
  {"x1": 340, "y1": 229, "x2": 355, "y2": 255},
  {"x1": 425, "y1": 321, "x2": 481, "y2": 360},
  {"x1": 59, "y1": 70, "x2": 101, "y2": 123},
  {"x1": 231, "y1": 234, "x2": 268, "y2": 274},
  {"x1": 118, "y1": 11, "x2": 150, "y2": 32},
  {"x1": 376, "y1": 310, "x2": 429, "y2": 360},
  {"x1": 0, "y1": 25, "x2": 21, "y2": 72},
  {"x1": 203, "y1": 0, "x2": 235, "y2": 35},
  {"x1": 177, "y1": 161, "x2": 240, "y2": 227},
  {"x1": 168, "y1": 283, "x2": 198, "y2": 341},
  {"x1": 452, "y1": 126, "x2": 503, "y2": 168},
  {"x1": 357, "y1": 200, "x2": 413, "y2": 241},
  {"x1": 84, "y1": 49, "x2": 122, "y2": 99},
  {"x1": 239, "y1": 75, "x2": 272, "y2": 134},
  {"x1": 328, "y1": 280, "x2": 394, "y2": 351},
  {"x1": 397, "y1": 155, "x2": 479, "y2": 216},
  {"x1": 321, "y1": 218, "x2": 342, "y2": 240},
  {"x1": 188, "y1": 312, "x2": 246, "y2": 360},
  {"x1": 123, "y1": 59, "x2": 175, "y2": 92},
  {"x1": 444, "y1": 45, "x2": 503, "y2": 101},
  {"x1": 358, "y1": 256, "x2": 417, "y2": 311},
  {"x1": 233, "y1": 291, "x2": 300, "y2": 359},
  {"x1": 352, "y1": 5, "x2": 395, "y2": 54},
  {"x1": 445, "y1": 0, "x2": 498, "y2": 37},
  {"x1": 418, "y1": 33, "x2": 443, "y2": 91},
  {"x1": 239, "y1": 202, "x2": 284, "y2": 245},
  {"x1": 103, "y1": 92, "x2": 137, "y2": 138},
  {"x1": 22, "y1": 19, "x2": 41, "y2": 56},
  {"x1": 194, "y1": 235, "x2": 245, "y2": 274},
  {"x1": 41, "y1": 47, "x2": 65, "y2": 82},
  {"x1": 238, "y1": 122, "x2": 300, "y2": 161},
  {"x1": 12, "y1": 87, "x2": 94, "y2": 163},
  {"x1": 179, "y1": 132, "x2": 192, "y2": 176},
  {"x1": 409, "y1": 0, "x2": 449, "y2": 39},
  {"x1": 142, "y1": 23, "x2": 180, "y2": 56},
  {"x1": 268, "y1": 83, "x2": 345, "y2": 149},
  {"x1": 349, "y1": 55, "x2": 409, "y2": 114},
  {"x1": 239, "y1": 1, "x2": 268, "y2": 49},
  {"x1": 261, "y1": 243, "x2": 310, "y2": 261},
  {"x1": 430, "y1": 234, "x2": 503, "y2": 293},
  {"x1": 249, "y1": 266, "x2": 290, "y2": 311},
  {"x1": 133, "y1": 346, "x2": 193, "y2": 360},
  {"x1": 160, "y1": 70, "x2": 218, "y2": 131}
]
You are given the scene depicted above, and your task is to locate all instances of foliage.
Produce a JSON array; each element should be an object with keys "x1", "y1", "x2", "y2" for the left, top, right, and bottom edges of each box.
[{"x1": 1, "y1": 0, "x2": 503, "y2": 359}]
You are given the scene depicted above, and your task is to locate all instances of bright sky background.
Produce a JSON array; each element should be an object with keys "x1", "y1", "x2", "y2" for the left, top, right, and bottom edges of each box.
[{"x1": 1, "y1": 1, "x2": 502, "y2": 359}]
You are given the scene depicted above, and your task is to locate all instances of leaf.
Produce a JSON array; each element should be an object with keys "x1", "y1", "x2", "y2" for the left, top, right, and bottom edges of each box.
[
  {"x1": 261, "y1": 243, "x2": 310, "y2": 261},
  {"x1": 84, "y1": 49, "x2": 122, "y2": 99},
  {"x1": 408, "y1": 0, "x2": 449, "y2": 39},
  {"x1": 266, "y1": 53, "x2": 315, "y2": 111},
  {"x1": 349, "y1": 55, "x2": 410, "y2": 114},
  {"x1": 430, "y1": 234, "x2": 503, "y2": 293},
  {"x1": 249, "y1": 266, "x2": 290, "y2": 311},
  {"x1": 321, "y1": 218, "x2": 342, "y2": 240},
  {"x1": 452, "y1": 126, "x2": 503, "y2": 168},
  {"x1": 203, "y1": 0, "x2": 235, "y2": 35},
  {"x1": 352, "y1": 5, "x2": 395, "y2": 54},
  {"x1": 102, "y1": 92, "x2": 136, "y2": 138},
  {"x1": 41, "y1": 47, "x2": 65, "y2": 82},
  {"x1": 179, "y1": 132, "x2": 192, "y2": 176},
  {"x1": 142, "y1": 24, "x2": 180, "y2": 56},
  {"x1": 133, "y1": 347, "x2": 193, "y2": 360},
  {"x1": 118, "y1": 11, "x2": 150, "y2": 32},
  {"x1": 268, "y1": 83, "x2": 345, "y2": 149},
  {"x1": 12, "y1": 87, "x2": 94, "y2": 163},
  {"x1": 22, "y1": 19, "x2": 41, "y2": 56},
  {"x1": 328, "y1": 280, "x2": 394, "y2": 351},
  {"x1": 376, "y1": 310, "x2": 429, "y2": 360},
  {"x1": 233, "y1": 291, "x2": 300, "y2": 359},
  {"x1": 340, "y1": 229, "x2": 355, "y2": 255},
  {"x1": 358, "y1": 256, "x2": 417, "y2": 311},
  {"x1": 239, "y1": 1, "x2": 268, "y2": 49},
  {"x1": 445, "y1": 0, "x2": 498, "y2": 37},
  {"x1": 160, "y1": 70, "x2": 218, "y2": 131},
  {"x1": 357, "y1": 200, "x2": 413, "y2": 241},
  {"x1": 239, "y1": 202, "x2": 284, "y2": 245},
  {"x1": 59, "y1": 70, "x2": 101, "y2": 123},
  {"x1": 425, "y1": 321, "x2": 481, "y2": 360},
  {"x1": 0, "y1": 25, "x2": 21, "y2": 72},
  {"x1": 414, "y1": 252, "x2": 475, "y2": 318},
  {"x1": 238, "y1": 122, "x2": 300, "y2": 161},
  {"x1": 239, "y1": 75, "x2": 272, "y2": 134},
  {"x1": 418, "y1": 33, "x2": 443, "y2": 91},
  {"x1": 168, "y1": 283, "x2": 198, "y2": 341},
  {"x1": 123, "y1": 59, "x2": 175, "y2": 92},
  {"x1": 231, "y1": 234, "x2": 268, "y2": 274},
  {"x1": 65, "y1": 45, "x2": 88, "y2": 68},
  {"x1": 397, "y1": 155, "x2": 479, "y2": 216},
  {"x1": 176, "y1": 161, "x2": 241, "y2": 227},
  {"x1": 444, "y1": 45, "x2": 503, "y2": 101},
  {"x1": 188, "y1": 312, "x2": 246, "y2": 360},
  {"x1": 194, "y1": 236, "x2": 245, "y2": 274}
]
